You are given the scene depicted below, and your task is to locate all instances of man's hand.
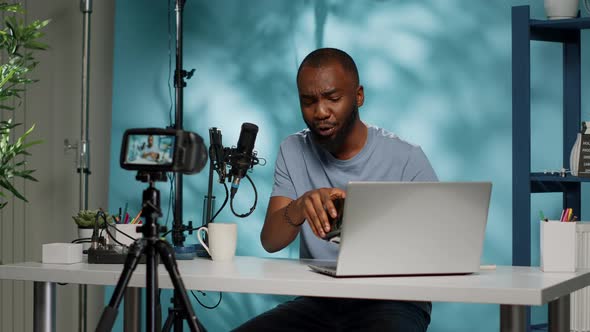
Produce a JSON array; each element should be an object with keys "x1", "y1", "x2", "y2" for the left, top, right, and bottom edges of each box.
[
  {"x1": 142, "y1": 152, "x2": 159, "y2": 160},
  {"x1": 295, "y1": 187, "x2": 346, "y2": 238}
]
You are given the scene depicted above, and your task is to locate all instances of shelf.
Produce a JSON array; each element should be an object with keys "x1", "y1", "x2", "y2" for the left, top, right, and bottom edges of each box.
[
  {"x1": 512, "y1": 5, "x2": 584, "y2": 330},
  {"x1": 530, "y1": 173, "x2": 589, "y2": 193},
  {"x1": 530, "y1": 17, "x2": 590, "y2": 30},
  {"x1": 529, "y1": 18, "x2": 590, "y2": 43},
  {"x1": 531, "y1": 172, "x2": 590, "y2": 182}
]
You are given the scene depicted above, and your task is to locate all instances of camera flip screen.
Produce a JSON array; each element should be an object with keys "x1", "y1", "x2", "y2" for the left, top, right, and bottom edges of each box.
[
  {"x1": 120, "y1": 128, "x2": 208, "y2": 174},
  {"x1": 123, "y1": 134, "x2": 176, "y2": 166}
]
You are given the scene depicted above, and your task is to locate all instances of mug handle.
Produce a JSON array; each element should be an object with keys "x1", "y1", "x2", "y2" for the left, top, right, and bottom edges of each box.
[{"x1": 197, "y1": 227, "x2": 211, "y2": 256}]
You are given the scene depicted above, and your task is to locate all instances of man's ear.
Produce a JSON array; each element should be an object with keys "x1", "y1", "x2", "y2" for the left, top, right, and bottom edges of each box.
[{"x1": 356, "y1": 85, "x2": 364, "y2": 107}]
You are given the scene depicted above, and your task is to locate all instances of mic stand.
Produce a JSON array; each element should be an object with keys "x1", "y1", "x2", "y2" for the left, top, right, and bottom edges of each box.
[
  {"x1": 204, "y1": 149, "x2": 215, "y2": 227},
  {"x1": 96, "y1": 174, "x2": 202, "y2": 332},
  {"x1": 165, "y1": 156, "x2": 216, "y2": 330}
]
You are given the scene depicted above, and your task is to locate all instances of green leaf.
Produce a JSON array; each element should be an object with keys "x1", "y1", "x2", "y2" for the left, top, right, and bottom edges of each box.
[
  {"x1": 0, "y1": 178, "x2": 27, "y2": 201},
  {"x1": 0, "y1": 4, "x2": 23, "y2": 13},
  {"x1": 24, "y1": 41, "x2": 48, "y2": 50},
  {"x1": 0, "y1": 4, "x2": 49, "y2": 210}
]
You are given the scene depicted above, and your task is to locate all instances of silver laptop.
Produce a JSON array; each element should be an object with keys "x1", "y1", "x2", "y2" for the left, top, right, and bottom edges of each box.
[{"x1": 308, "y1": 181, "x2": 492, "y2": 277}]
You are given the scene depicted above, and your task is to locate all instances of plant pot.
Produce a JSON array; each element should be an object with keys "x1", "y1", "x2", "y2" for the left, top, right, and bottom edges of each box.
[{"x1": 77, "y1": 227, "x2": 94, "y2": 251}]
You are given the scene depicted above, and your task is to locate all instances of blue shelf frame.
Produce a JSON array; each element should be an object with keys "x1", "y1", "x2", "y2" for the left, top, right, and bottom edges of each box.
[
  {"x1": 512, "y1": 5, "x2": 585, "y2": 331},
  {"x1": 512, "y1": 5, "x2": 582, "y2": 267}
]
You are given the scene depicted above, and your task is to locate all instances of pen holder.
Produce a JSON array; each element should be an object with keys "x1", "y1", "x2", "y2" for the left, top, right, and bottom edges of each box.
[
  {"x1": 540, "y1": 220, "x2": 577, "y2": 272},
  {"x1": 114, "y1": 224, "x2": 141, "y2": 247}
]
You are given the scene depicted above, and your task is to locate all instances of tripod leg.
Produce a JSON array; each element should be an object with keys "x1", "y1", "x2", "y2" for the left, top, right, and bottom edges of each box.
[
  {"x1": 96, "y1": 240, "x2": 145, "y2": 332},
  {"x1": 162, "y1": 307, "x2": 175, "y2": 332},
  {"x1": 146, "y1": 243, "x2": 159, "y2": 332},
  {"x1": 155, "y1": 240, "x2": 203, "y2": 332}
]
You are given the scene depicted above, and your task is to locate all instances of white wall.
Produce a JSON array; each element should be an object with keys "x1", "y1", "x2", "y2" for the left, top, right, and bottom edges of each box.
[{"x1": 0, "y1": 0, "x2": 114, "y2": 331}]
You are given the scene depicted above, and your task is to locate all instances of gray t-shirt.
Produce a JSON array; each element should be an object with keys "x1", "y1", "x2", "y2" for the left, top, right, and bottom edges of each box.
[{"x1": 271, "y1": 125, "x2": 438, "y2": 260}]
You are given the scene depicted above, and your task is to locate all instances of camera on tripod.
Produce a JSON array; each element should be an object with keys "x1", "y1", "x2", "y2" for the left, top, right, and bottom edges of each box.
[
  {"x1": 96, "y1": 127, "x2": 208, "y2": 332},
  {"x1": 120, "y1": 127, "x2": 208, "y2": 175}
]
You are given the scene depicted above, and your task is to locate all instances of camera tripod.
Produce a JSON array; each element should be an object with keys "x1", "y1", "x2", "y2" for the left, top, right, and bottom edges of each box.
[{"x1": 96, "y1": 174, "x2": 202, "y2": 332}]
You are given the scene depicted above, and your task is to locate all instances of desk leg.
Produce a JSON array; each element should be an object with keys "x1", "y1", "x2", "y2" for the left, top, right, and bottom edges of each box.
[
  {"x1": 548, "y1": 295, "x2": 570, "y2": 332},
  {"x1": 34, "y1": 281, "x2": 56, "y2": 332},
  {"x1": 500, "y1": 304, "x2": 526, "y2": 332}
]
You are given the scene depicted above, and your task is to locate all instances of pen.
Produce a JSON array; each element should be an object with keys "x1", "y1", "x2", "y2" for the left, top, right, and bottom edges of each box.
[
  {"x1": 539, "y1": 210, "x2": 548, "y2": 222},
  {"x1": 123, "y1": 203, "x2": 128, "y2": 224},
  {"x1": 131, "y1": 210, "x2": 142, "y2": 224},
  {"x1": 560, "y1": 209, "x2": 567, "y2": 222}
]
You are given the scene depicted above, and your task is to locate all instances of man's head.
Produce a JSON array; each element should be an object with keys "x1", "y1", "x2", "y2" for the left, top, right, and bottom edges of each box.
[
  {"x1": 147, "y1": 135, "x2": 154, "y2": 147},
  {"x1": 296, "y1": 48, "x2": 364, "y2": 154}
]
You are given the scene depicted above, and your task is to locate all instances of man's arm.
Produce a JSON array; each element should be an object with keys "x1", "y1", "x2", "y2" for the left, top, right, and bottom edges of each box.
[
  {"x1": 402, "y1": 146, "x2": 438, "y2": 182},
  {"x1": 261, "y1": 188, "x2": 346, "y2": 253},
  {"x1": 260, "y1": 196, "x2": 301, "y2": 253}
]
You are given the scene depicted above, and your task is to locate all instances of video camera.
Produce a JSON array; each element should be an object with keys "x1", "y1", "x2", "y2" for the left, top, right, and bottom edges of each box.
[{"x1": 120, "y1": 128, "x2": 207, "y2": 174}]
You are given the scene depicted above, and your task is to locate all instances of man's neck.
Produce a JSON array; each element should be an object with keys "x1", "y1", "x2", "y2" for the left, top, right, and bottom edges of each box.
[{"x1": 331, "y1": 121, "x2": 368, "y2": 160}]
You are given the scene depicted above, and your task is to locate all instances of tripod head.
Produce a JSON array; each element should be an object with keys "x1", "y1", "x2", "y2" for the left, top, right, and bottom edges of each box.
[
  {"x1": 136, "y1": 170, "x2": 167, "y2": 183},
  {"x1": 134, "y1": 171, "x2": 167, "y2": 237}
]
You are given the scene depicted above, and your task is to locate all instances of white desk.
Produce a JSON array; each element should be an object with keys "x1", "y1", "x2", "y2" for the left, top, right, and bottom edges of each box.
[{"x1": 1, "y1": 256, "x2": 589, "y2": 332}]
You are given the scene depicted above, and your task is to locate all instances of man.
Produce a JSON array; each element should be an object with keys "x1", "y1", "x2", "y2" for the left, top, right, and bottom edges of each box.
[
  {"x1": 141, "y1": 135, "x2": 160, "y2": 162},
  {"x1": 235, "y1": 48, "x2": 437, "y2": 331}
]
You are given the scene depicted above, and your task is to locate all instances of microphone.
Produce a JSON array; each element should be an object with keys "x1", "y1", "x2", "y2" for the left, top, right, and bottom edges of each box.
[
  {"x1": 229, "y1": 123, "x2": 258, "y2": 198},
  {"x1": 209, "y1": 127, "x2": 226, "y2": 182}
]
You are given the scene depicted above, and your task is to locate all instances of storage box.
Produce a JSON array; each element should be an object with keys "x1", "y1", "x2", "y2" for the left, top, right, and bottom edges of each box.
[
  {"x1": 540, "y1": 221, "x2": 577, "y2": 272},
  {"x1": 42, "y1": 243, "x2": 83, "y2": 264}
]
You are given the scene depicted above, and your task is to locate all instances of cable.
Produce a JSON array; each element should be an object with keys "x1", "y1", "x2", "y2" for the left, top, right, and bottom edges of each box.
[
  {"x1": 170, "y1": 173, "x2": 176, "y2": 224},
  {"x1": 104, "y1": 223, "x2": 127, "y2": 247},
  {"x1": 165, "y1": 173, "x2": 174, "y2": 230},
  {"x1": 210, "y1": 182, "x2": 229, "y2": 223},
  {"x1": 230, "y1": 174, "x2": 257, "y2": 218},
  {"x1": 190, "y1": 290, "x2": 222, "y2": 309},
  {"x1": 71, "y1": 237, "x2": 91, "y2": 243},
  {"x1": 161, "y1": 225, "x2": 204, "y2": 237},
  {"x1": 107, "y1": 222, "x2": 137, "y2": 242}
]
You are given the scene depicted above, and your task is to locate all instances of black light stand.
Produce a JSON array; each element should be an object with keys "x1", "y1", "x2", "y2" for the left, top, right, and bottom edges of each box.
[
  {"x1": 96, "y1": 172, "x2": 202, "y2": 332},
  {"x1": 170, "y1": 0, "x2": 195, "y2": 248},
  {"x1": 168, "y1": 0, "x2": 198, "y2": 331}
]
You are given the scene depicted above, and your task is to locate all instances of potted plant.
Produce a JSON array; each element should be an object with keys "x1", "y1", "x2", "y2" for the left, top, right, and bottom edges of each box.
[
  {"x1": 73, "y1": 209, "x2": 115, "y2": 249},
  {"x1": 72, "y1": 209, "x2": 115, "y2": 228},
  {"x1": 0, "y1": 3, "x2": 49, "y2": 209}
]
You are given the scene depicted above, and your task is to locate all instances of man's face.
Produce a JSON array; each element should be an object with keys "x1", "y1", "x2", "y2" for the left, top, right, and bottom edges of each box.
[
  {"x1": 297, "y1": 62, "x2": 363, "y2": 152},
  {"x1": 148, "y1": 136, "x2": 154, "y2": 147}
]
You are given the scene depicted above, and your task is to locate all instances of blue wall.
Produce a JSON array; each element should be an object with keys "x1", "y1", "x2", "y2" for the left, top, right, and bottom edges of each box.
[{"x1": 108, "y1": 1, "x2": 590, "y2": 331}]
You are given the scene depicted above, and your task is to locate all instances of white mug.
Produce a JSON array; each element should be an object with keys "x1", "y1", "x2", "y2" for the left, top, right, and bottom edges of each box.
[
  {"x1": 197, "y1": 223, "x2": 237, "y2": 261},
  {"x1": 544, "y1": 0, "x2": 582, "y2": 19}
]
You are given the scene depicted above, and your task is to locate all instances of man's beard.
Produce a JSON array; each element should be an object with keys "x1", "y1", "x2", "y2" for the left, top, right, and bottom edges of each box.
[{"x1": 306, "y1": 105, "x2": 359, "y2": 153}]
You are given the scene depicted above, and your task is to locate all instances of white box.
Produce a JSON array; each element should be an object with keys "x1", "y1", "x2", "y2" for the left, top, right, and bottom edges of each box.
[
  {"x1": 114, "y1": 224, "x2": 141, "y2": 247},
  {"x1": 42, "y1": 243, "x2": 83, "y2": 264},
  {"x1": 540, "y1": 221, "x2": 577, "y2": 272}
]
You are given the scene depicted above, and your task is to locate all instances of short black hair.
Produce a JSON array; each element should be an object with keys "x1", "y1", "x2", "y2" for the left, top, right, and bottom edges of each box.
[{"x1": 296, "y1": 48, "x2": 359, "y2": 86}]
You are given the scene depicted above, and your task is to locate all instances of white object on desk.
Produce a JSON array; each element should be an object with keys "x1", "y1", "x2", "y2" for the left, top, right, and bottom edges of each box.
[
  {"x1": 115, "y1": 224, "x2": 141, "y2": 246},
  {"x1": 42, "y1": 243, "x2": 83, "y2": 264},
  {"x1": 540, "y1": 221, "x2": 577, "y2": 272}
]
